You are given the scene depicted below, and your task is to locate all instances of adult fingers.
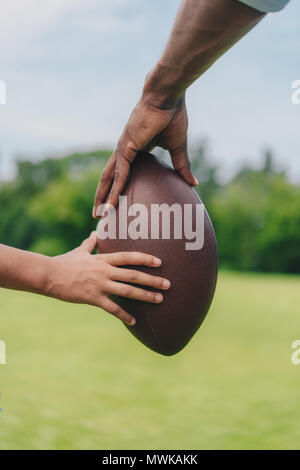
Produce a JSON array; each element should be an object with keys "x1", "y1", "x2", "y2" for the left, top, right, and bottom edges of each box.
[
  {"x1": 93, "y1": 153, "x2": 117, "y2": 218},
  {"x1": 170, "y1": 141, "x2": 198, "y2": 186},
  {"x1": 106, "y1": 139, "x2": 138, "y2": 208}
]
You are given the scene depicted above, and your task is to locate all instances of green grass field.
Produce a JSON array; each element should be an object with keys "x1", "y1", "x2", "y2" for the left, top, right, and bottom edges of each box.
[{"x1": 0, "y1": 271, "x2": 299, "y2": 450}]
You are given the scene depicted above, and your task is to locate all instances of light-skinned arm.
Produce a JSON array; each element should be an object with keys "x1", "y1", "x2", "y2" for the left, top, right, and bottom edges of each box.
[{"x1": 0, "y1": 232, "x2": 170, "y2": 325}]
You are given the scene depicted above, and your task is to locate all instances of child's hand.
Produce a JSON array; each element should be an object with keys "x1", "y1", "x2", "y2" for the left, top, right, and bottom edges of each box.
[{"x1": 45, "y1": 232, "x2": 170, "y2": 326}]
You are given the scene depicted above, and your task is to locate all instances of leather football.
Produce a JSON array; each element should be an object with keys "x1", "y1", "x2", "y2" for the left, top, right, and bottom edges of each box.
[{"x1": 97, "y1": 151, "x2": 218, "y2": 356}]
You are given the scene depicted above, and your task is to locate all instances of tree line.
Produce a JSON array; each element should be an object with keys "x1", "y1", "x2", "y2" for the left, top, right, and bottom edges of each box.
[{"x1": 0, "y1": 145, "x2": 299, "y2": 273}]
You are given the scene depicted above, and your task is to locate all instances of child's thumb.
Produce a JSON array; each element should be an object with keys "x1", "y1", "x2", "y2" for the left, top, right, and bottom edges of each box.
[{"x1": 80, "y1": 231, "x2": 98, "y2": 253}]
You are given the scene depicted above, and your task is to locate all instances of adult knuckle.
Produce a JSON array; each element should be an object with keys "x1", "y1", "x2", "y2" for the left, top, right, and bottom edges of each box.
[
  {"x1": 119, "y1": 139, "x2": 137, "y2": 161},
  {"x1": 114, "y1": 170, "x2": 127, "y2": 182},
  {"x1": 124, "y1": 139, "x2": 137, "y2": 153},
  {"x1": 178, "y1": 161, "x2": 191, "y2": 171}
]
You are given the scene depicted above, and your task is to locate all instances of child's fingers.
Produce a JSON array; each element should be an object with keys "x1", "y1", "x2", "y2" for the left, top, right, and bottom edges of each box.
[
  {"x1": 79, "y1": 231, "x2": 98, "y2": 253},
  {"x1": 99, "y1": 297, "x2": 135, "y2": 326},
  {"x1": 106, "y1": 281, "x2": 163, "y2": 304},
  {"x1": 110, "y1": 267, "x2": 170, "y2": 290},
  {"x1": 102, "y1": 251, "x2": 161, "y2": 267}
]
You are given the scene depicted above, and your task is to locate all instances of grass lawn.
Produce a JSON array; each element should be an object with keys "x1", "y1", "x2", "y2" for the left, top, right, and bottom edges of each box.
[{"x1": 0, "y1": 270, "x2": 299, "y2": 450}]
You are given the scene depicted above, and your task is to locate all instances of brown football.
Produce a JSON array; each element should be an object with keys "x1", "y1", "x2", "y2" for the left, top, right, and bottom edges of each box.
[{"x1": 97, "y1": 151, "x2": 218, "y2": 356}]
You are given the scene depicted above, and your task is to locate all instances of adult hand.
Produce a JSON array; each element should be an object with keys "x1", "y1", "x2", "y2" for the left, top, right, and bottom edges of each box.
[
  {"x1": 93, "y1": 91, "x2": 198, "y2": 217},
  {"x1": 46, "y1": 232, "x2": 171, "y2": 326},
  {"x1": 92, "y1": 0, "x2": 266, "y2": 217}
]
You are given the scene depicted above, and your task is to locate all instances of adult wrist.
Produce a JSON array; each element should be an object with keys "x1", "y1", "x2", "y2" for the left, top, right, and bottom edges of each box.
[{"x1": 142, "y1": 63, "x2": 186, "y2": 109}]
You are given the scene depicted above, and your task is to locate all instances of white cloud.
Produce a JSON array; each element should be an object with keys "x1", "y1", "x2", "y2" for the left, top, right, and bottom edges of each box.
[
  {"x1": 0, "y1": 0, "x2": 137, "y2": 60},
  {"x1": 0, "y1": 1, "x2": 77, "y2": 54},
  {"x1": 70, "y1": 15, "x2": 143, "y2": 35}
]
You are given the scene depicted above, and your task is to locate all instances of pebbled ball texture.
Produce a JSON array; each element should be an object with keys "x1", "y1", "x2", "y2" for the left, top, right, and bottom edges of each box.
[{"x1": 97, "y1": 151, "x2": 218, "y2": 356}]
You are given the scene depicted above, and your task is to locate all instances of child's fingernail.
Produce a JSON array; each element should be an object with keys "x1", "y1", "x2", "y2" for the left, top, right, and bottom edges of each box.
[{"x1": 162, "y1": 279, "x2": 170, "y2": 289}]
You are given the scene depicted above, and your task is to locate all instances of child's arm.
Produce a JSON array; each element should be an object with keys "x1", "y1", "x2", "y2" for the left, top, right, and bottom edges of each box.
[{"x1": 0, "y1": 232, "x2": 170, "y2": 326}]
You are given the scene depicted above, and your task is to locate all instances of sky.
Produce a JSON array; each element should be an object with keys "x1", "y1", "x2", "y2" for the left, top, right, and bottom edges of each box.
[{"x1": 0, "y1": 0, "x2": 299, "y2": 182}]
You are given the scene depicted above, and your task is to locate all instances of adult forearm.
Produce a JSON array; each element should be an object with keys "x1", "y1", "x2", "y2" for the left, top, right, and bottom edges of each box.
[
  {"x1": 92, "y1": 0, "x2": 267, "y2": 210},
  {"x1": 0, "y1": 244, "x2": 50, "y2": 294},
  {"x1": 143, "y1": 0, "x2": 265, "y2": 107}
]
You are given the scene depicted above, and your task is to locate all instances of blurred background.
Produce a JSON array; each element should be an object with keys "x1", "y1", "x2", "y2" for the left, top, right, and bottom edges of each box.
[{"x1": 0, "y1": 0, "x2": 299, "y2": 450}]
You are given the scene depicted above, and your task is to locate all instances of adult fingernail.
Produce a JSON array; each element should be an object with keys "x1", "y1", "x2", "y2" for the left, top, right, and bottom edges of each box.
[
  {"x1": 155, "y1": 293, "x2": 163, "y2": 303},
  {"x1": 104, "y1": 202, "x2": 112, "y2": 213},
  {"x1": 162, "y1": 279, "x2": 170, "y2": 289},
  {"x1": 153, "y1": 257, "x2": 161, "y2": 266},
  {"x1": 130, "y1": 318, "x2": 136, "y2": 326}
]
